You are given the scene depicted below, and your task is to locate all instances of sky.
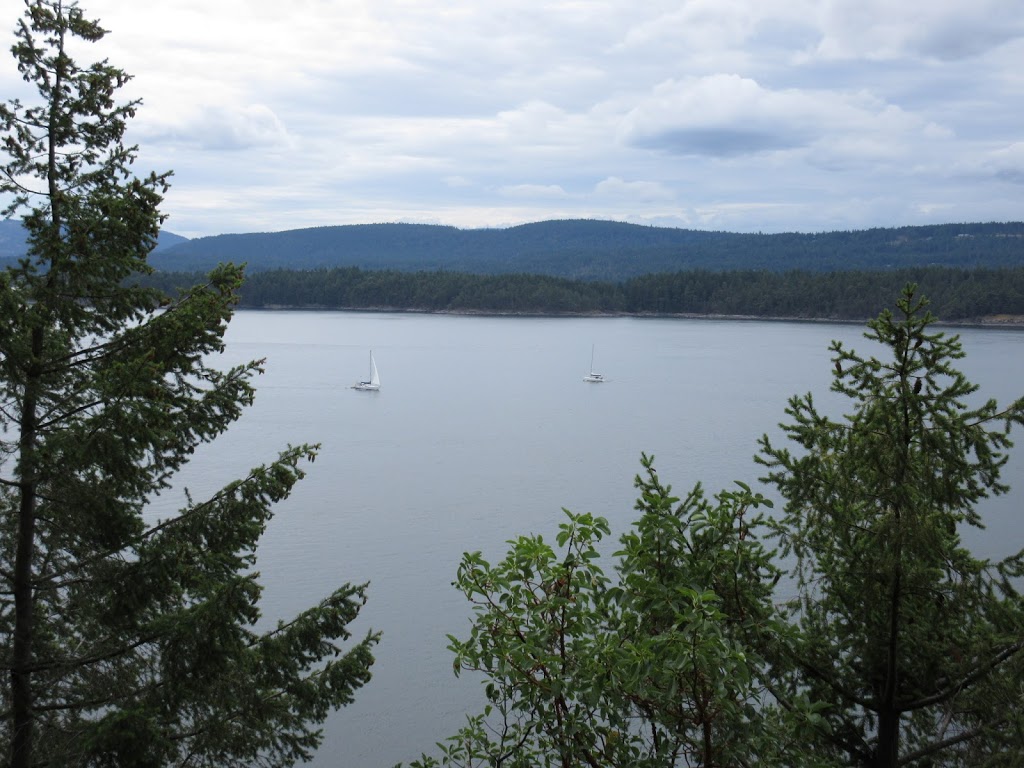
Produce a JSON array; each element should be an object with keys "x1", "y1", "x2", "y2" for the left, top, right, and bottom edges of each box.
[{"x1": 1, "y1": 0, "x2": 1023, "y2": 240}]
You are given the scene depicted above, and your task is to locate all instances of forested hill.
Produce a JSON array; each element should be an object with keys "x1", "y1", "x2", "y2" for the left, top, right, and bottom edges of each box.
[
  {"x1": 0, "y1": 219, "x2": 189, "y2": 259},
  {"x1": 3, "y1": 218, "x2": 1024, "y2": 280},
  {"x1": 146, "y1": 220, "x2": 1024, "y2": 279}
]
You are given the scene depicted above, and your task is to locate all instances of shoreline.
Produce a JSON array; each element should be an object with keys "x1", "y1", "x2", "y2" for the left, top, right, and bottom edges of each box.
[{"x1": 241, "y1": 304, "x2": 1024, "y2": 329}]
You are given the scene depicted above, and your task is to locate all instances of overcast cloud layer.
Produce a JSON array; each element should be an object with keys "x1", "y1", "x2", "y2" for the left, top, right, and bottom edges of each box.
[{"x1": 2, "y1": 0, "x2": 1023, "y2": 238}]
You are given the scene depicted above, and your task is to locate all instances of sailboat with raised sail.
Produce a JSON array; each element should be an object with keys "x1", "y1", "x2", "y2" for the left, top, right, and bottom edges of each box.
[
  {"x1": 352, "y1": 350, "x2": 380, "y2": 391},
  {"x1": 583, "y1": 345, "x2": 605, "y2": 383}
]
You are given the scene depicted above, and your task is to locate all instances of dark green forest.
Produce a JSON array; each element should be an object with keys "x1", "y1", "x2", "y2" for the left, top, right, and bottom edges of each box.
[
  {"x1": 139, "y1": 265, "x2": 1024, "y2": 323},
  {"x1": 142, "y1": 220, "x2": 1024, "y2": 279},
  {"x1": 4, "y1": 218, "x2": 1024, "y2": 280},
  {"x1": 114, "y1": 219, "x2": 1024, "y2": 322}
]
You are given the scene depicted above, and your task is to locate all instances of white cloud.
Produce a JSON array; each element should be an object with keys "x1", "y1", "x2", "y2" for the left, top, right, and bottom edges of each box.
[
  {"x1": 620, "y1": 75, "x2": 818, "y2": 156},
  {"x1": 594, "y1": 177, "x2": 675, "y2": 202},
  {"x1": 815, "y1": 0, "x2": 1024, "y2": 61},
  {"x1": 499, "y1": 184, "x2": 570, "y2": 199},
  {"x1": 618, "y1": 75, "x2": 949, "y2": 166},
  {"x1": 980, "y1": 143, "x2": 1024, "y2": 184},
  {"x1": 150, "y1": 104, "x2": 292, "y2": 151}
]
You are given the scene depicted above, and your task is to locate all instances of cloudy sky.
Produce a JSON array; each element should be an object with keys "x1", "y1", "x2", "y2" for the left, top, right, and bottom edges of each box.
[{"x1": 2, "y1": 0, "x2": 1023, "y2": 239}]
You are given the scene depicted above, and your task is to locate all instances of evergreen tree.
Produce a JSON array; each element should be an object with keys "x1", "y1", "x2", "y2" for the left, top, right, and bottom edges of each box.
[
  {"x1": 0, "y1": 2, "x2": 378, "y2": 765},
  {"x1": 758, "y1": 284, "x2": 1024, "y2": 767}
]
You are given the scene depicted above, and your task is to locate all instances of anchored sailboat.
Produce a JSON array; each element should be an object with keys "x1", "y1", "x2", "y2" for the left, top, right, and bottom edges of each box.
[
  {"x1": 583, "y1": 345, "x2": 605, "y2": 383},
  {"x1": 352, "y1": 350, "x2": 380, "y2": 391}
]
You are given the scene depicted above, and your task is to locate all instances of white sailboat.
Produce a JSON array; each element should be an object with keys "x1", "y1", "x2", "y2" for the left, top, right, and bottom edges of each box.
[
  {"x1": 583, "y1": 345, "x2": 605, "y2": 383},
  {"x1": 352, "y1": 350, "x2": 380, "y2": 391}
]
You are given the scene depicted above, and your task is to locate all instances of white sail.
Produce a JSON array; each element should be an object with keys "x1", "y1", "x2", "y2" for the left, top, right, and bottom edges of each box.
[{"x1": 369, "y1": 352, "x2": 380, "y2": 387}]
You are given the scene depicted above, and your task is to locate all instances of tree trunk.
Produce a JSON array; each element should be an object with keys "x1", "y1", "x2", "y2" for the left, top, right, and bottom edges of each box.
[
  {"x1": 10, "y1": 328, "x2": 42, "y2": 768},
  {"x1": 874, "y1": 709, "x2": 900, "y2": 768}
]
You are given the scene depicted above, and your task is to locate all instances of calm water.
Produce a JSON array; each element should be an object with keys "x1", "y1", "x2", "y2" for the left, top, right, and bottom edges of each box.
[{"x1": 149, "y1": 311, "x2": 1024, "y2": 768}]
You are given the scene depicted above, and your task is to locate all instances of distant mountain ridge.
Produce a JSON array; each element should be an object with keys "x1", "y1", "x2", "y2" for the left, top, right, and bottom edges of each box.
[
  {"x1": 144, "y1": 220, "x2": 1024, "y2": 278},
  {"x1": 0, "y1": 219, "x2": 188, "y2": 260},
  {"x1": 3, "y1": 218, "x2": 1024, "y2": 280}
]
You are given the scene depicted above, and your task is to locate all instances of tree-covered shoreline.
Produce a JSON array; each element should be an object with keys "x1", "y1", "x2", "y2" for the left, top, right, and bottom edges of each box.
[{"x1": 138, "y1": 265, "x2": 1024, "y2": 325}]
